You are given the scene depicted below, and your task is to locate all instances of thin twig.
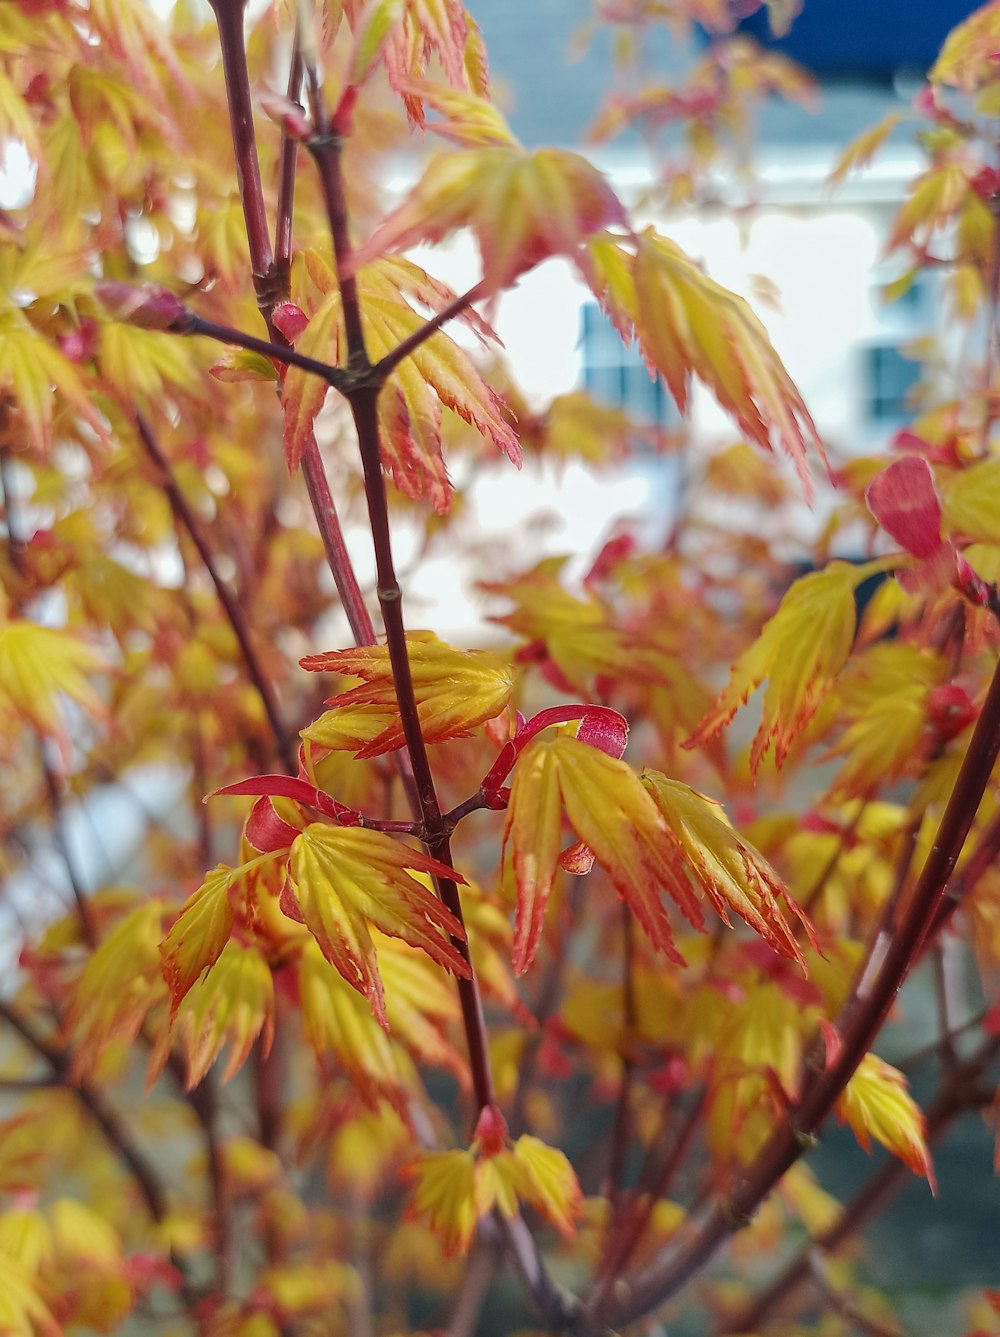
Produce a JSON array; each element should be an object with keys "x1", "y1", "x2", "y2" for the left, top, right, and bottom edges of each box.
[{"x1": 135, "y1": 413, "x2": 294, "y2": 773}]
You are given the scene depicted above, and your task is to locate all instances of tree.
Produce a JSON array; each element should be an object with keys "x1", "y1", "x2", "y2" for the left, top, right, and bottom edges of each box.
[{"x1": 1, "y1": 0, "x2": 1000, "y2": 1333}]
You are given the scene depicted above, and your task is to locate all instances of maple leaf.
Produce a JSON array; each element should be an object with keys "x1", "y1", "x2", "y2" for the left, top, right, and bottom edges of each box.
[
  {"x1": 170, "y1": 940, "x2": 275, "y2": 1088},
  {"x1": 405, "y1": 1126, "x2": 581, "y2": 1256},
  {"x1": 297, "y1": 938, "x2": 412, "y2": 1106},
  {"x1": 930, "y1": 0, "x2": 1000, "y2": 91},
  {"x1": 301, "y1": 631, "x2": 513, "y2": 757},
  {"x1": 687, "y1": 560, "x2": 891, "y2": 774},
  {"x1": 65, "y1": 901, "x2": 168, "y2": 1079},
  {"x1": 828, "y1": 113, "x2": 904, "y2": 190},
  {"x1": 282, "y1": 256, "x2": 519, "y2": 507},
  {"x1": 405, "y1": 1150, "x2": 477, "y2": 1256},
  {"x1": 635, "y1": 230, "x2": 823, "y2": 494},
  {"x1": 836, "y1": 1053, "x2": 935, "y2": 1187},
  {"x1": 349, "y1": 142, "x2": 626, "y2": 294},
  {"x1": 0, "y1": 619, "x2": 106, "y2": 745},
  {"x1": 504, "y1": 729, "x2": 719, "y2": 974},
  {"x1": 159, "y1": 864, "x2": 238, "y2": 1017},
  {"x1": 0, "y1": 313, "x2": 108, "y2": 454},
  {"x1": 641, "y1": 770, "x2": 808, "y2": 966},
  {"x1": 285, "y1": 824, "x2": 470, "y2": 1028},
  {"x1": 0, "y1": 1251, "x2": 59, "y2": 1337},
  {"x1": 510, "y1": 1134, "x2": 583, "y2": 1237}
]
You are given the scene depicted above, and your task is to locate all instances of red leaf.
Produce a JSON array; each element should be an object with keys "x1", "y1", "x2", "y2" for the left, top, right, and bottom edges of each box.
[{"x1": 866, "y1": 456, "x2": 944, "y2": 559}]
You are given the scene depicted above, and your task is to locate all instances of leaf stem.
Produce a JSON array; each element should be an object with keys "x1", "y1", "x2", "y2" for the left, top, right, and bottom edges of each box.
[{"x1": 188, "y1": 313, "x2": 353, "y2": 391}]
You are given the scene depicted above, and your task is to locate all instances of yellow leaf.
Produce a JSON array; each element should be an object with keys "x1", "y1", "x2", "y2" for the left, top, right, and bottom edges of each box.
[
  {"x1": 688, "y1": 560, "x2": 885, "y2": 773},
  {"x1": 66, "y1": 901, "x2": 167, "y2": 1077},
  {"x1": 405, "y1": 1150, "x2": 477, "y2": 1256},
  {"x1": 0, "y1": 314, "x2": 107, "y2": 453},
  {"x1": 350, "y1": 0, "x2": 406, "y2": 85},
  {"x1": 504, "y1": 733, "x2": 707, "y2": 974},
  {"x1": 931, "y1": 0, "x2": 1000, "y2": 90},
  {"x1": 631, "y1": 229, "x2": 823, "y2": 496},
  {"x1": 301, "y1": 631, "x2": 513, "y2": 757},
  {"x1": 887, "y1": 164, "x2": 970, "y2": 252},
  {"x1": 297, "y1": 939, "x2": 410, "y2": 1102},
  {"x1": 941, "y1": 456, "x2": 1000, "y2": 541},
  {"x1": 0, "y1": 1251, "x2": 59, "y2": 1337},
  {"x1": 0, "y1": 1208, "x2": 51, "y2": 1276},
  {"x1": 511, "y1": 1135, "x2": 582, "y2": 1237},
  {"x1": 172, "y1": 939, "x2": 274, "y2": 1087},
  {"x1": 159, "y1": 865, "x2": 237, "y2": 1015},
  {"x1": 0, "y1": 619, "x2": 106, "y2": 742},
  {"x1": 287, "y1": 824, "x2": 470, "y2": 1028},
  {"x1": 350, "y1": 145, "x2": 626, "y2": 293},
  {"x1": 827, "y1": 113, "x2": 903, "y2": 190},
  {"x1": 836, "y1": 1053, "x2": 934, "y2": 1185},
  {"x1": 641, "y1": 771, "x2": 807, "y2": 965}
]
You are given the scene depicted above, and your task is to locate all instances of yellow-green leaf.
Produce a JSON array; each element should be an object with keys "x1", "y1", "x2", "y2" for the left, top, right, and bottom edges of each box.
[
  {"x1": 172, "y1": 939, "x2": 274, "y2": 1087},
  {"x1": 350, "y1": 145, "x2": 626, "y2": 293},
  {"x1": 301, "y1": 631, "x2": 513, "y2": 757},
  {"x1": 159, "y1": 865, "x2": 236, "y2": 1016},
  {"x1": 287, "y1": 824, "x2": 470, "y2": 1027},
  {"x1": 836, "y1": 1053, "x2": 934, "y2": 1184},
  {"x1": 641, "y1": 770, "x2": 807, "y2": 965},
  {"x1": 687, "y1": 560, "x2": 887, "y2": 773}
]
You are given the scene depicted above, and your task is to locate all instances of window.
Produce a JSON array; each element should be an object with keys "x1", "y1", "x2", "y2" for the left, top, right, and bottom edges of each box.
[
  {"x1": 579, "y1": 303, "x2": 678, "y2": 428},
  {"x1": 862, "y1": 343, "x2": 921, "y2": 423}
]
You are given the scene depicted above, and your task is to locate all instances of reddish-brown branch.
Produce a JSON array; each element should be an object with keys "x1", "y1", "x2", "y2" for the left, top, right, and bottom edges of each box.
[
  {"x1": 302, "y1": 94, "x2": 498, "y2": 1114},
  {"x1": 208, "y1": 0, "x2": 373, "y2": 650},
  {"x1": 587, "y1": 651, "x2": 1000, "y2": 1333},
  {"x1": 372, "y1": 282, "x2": 487, "y2": 382},
  {"x1": 135, "y1": 413, "x2": 294, "y2": 774},
  {"x1": 719, "y1": 1033, "x2": 1000, "y2": 1335}
]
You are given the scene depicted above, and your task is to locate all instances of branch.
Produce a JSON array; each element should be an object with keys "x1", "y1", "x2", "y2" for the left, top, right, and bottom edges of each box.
[
  {"x1": 372, "y1": 282, "x2": 486, "y2": 382},
  {"x1": 135, "y1": 413, "x2": 294, "y2": 773},
  {"x1": 588, "y1": 651, "x2": 1000, "y2": 1333},
  {"x1": 720, "y1": 1033, "x2": 1000, "y2": 1335},
  {"x1": 208, "y1": 0, "x2": 374, "y2": 651},
  {"x1": 301, "y1": 68, "x2": 497, "y2": 1115}
]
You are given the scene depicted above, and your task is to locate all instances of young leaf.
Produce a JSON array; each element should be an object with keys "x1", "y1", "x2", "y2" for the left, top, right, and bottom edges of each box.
[
  {"x1": 504, "y1": 732, "x2": 707, "y2": 974},
  {"x1": 836, "y1": 1053, "x2": 935, "y2": 1186},
  {"x1": 349, "y1": 144, "x2": 626, "y2": 293},
  {"x1": 641, "y1": 770, "x2": 807, "y2": 966},
  {"x1": 65, "y1": 902, "x2": 167, "y2": 1077},
  {"x1": 405, "y1": 1150, "x2": 477, "y2": 1256},
  {"x1": 301, "y1": 631, "x2": 514, "y2": 757},
  {"x1": 171, "y1": 940, "x2": 275, "y2": 1088},
  {"x1": 686, "y1": 561, "x2": 885, "y2": 773},
  {"x1": 511, "y1": 1134, "x2": 583, "y2": 1237},
  {"x1": 0, "y1": 619, "x2": 106, "y2": 743},
  {"x1": 286, "y1": 824, "x2": 470, "y2": 1028},
  {"x1": 159, "y1": 865, "x2": 237, "y2": 1016},
  {"x1": 280, "y1": 289, "x2": 341, "y2": 474},
  {"x1": 631, "y1": 229, "x2": 824, "y2": 496}
]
